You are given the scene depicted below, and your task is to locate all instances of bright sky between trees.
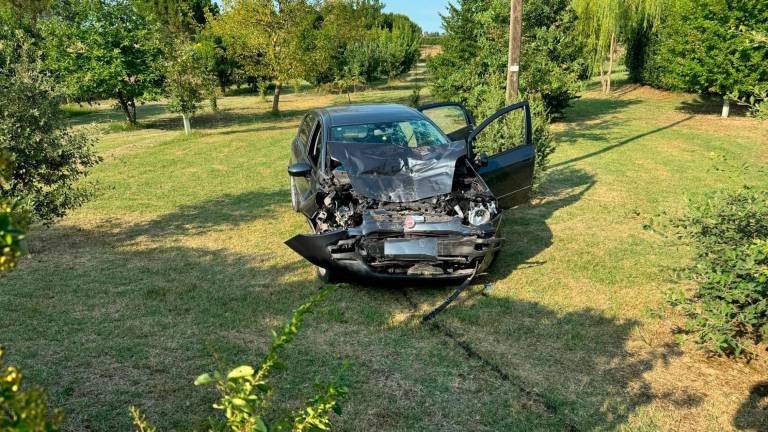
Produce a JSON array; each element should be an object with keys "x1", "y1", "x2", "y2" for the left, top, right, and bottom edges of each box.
[{"x1": 382, "y1": 0, "x2": 450, "y2": 33}]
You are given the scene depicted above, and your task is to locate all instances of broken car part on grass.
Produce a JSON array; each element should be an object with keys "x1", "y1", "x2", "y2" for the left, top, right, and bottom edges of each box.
[{"x1": 285, "y1": 102, "x2": 535, "y2": 283}]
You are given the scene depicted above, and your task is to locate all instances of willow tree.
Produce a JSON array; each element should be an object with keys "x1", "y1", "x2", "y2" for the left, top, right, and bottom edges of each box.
[
  {"x1": 209, "y1": 0, "x2": 318, "y2": 113},
  {"x1": 573, "y1": 0, "x2": 661, "y2": 93}
]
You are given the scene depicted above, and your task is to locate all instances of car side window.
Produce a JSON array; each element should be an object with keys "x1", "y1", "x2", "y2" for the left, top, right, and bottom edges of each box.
[
  {"x1": 298, "y1": 114, "x2": 314, "y2": 146},
  {"x1": 307, "y1": 121, "x2": 323, "y2": 165},
  {"x1": 421, "y1": 105, "x2": 470, "y2": 137},
  {"x1": 471, "y1": 108, "x2": 527, "y2": 157}
]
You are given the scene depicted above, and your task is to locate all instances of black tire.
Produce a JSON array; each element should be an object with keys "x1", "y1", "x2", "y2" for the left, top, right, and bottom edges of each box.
[
  {"x1": 316, "y1": 266, "x2": 338, "y2": 283},
  {"x1": 290, "y1": 177, "x2": 300, "y2": 211}
]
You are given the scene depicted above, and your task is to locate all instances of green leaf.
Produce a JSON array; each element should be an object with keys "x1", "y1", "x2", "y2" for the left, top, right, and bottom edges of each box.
[
  {"x1": 194, "y1": 373, "x2": 214, "y2": 386},
  {"x1": 227, "y1": 365, "x2": 254, "y2": 379}
]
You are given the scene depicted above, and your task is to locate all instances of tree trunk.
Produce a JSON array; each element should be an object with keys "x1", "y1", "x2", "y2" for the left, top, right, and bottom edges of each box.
[
  {"x1": 117, "y1": 93, "x2": 136, "y2": 124},
  {"x1": 605, "y1": 32, "x2": 616, "y2": 94},
  {"x1": 272, "y1": 81, "x2": 282, "y2": 114},
  {"x1": 721, "y1": 98, "x2": 731, "y2": 118},
  {"x1": 599, "y1": 62, "x2": 607, "y2": 93},
  {"x1": 129, "y1": 99, "x2": 137, "y2": 124},
  {"x1": 182, "y1": 114, "x2": 192, "y2": 134}
]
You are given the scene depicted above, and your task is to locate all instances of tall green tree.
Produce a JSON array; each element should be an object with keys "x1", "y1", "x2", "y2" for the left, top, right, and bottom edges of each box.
[
  {"x1": 134, "y1": 0, "x2": 219, "y2": 35},
  {"x1": 428, "y1": 0, "x2": 587, "y2": 115},
  {"x1": 209, "y1": 0, "x2": 320, "y2": 113},
  {"x1": 41, "y1": 0, "x2": 165, "y2": 125},
  {"x1": 572, "y1": 0, "x2": 661, "y2": 93}
]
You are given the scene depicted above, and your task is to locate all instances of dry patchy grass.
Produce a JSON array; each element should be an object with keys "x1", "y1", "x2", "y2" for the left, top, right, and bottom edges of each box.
[{"x1": 3, "y1": 76, "x2": 768, "y2": 431}]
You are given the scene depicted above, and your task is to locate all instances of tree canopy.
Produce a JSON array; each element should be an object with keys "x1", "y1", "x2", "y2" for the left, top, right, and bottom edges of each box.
[{"x1": 41, "y1": 0, "x2": 165, "y2": 124}]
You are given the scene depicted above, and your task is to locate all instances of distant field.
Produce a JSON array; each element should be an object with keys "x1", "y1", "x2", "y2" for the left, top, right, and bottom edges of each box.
[{"x1": 3, "y1": 73, "x2": 768, "y2": 431}]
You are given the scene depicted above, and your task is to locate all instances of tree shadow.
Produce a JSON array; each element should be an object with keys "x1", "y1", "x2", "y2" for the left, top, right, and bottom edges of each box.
[
  {"x1": 142, "y1": 108, "x2": 306, "y2": 132},
  {"x1": 551, "y1": 115, "x2": 694, "y2": 169},
  {"x1": 561, "y1": 97, "x2": 642, "y2": 123},
  {"x1": 4, "y1": 219, "x2": 325, "y2": 430},
  {"x1": 487, "y1": 167, "x2": 595, "y2": 283},
  {"x1": 677, "y1": 95, "x2": 750, "y2": 117},
  {"x1": 734, "y1": 381, "x2": 768, "y2": 431},
  {"x1": 350, "y1": 166, "x2": 694, "y2": 429}
]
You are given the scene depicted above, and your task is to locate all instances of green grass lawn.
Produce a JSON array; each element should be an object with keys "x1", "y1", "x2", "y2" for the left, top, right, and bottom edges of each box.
[{"x1": 3, "y1": 75, "x2": 768, "y2": 431}]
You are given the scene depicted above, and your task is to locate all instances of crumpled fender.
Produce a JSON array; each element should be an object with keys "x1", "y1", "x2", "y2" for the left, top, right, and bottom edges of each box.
[{"x1": 284, "y1": 229, "x2": 348, "y2": 268}]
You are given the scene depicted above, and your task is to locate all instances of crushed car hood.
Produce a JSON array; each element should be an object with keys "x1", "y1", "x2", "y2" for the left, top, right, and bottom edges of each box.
[{"x1": 327, "y1": 140, "x2": 467, "y2": 202}]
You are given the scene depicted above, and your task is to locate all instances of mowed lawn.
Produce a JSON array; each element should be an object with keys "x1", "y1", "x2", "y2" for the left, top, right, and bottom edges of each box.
[{"x1": 2, "y1": 75, "x2": 768, "y2": 431}]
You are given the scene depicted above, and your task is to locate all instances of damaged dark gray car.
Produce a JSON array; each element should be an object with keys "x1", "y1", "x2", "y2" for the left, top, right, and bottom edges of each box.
[{"x1": 285, "y1": 101, "x2": 535, "y2": 283}]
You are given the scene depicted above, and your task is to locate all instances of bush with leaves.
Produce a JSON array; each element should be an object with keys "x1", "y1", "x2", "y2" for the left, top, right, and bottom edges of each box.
[
  {"x1": 0, "y1": 346, "x2": 63, "y2": 431},
  {"x1": 0, "y1": 26, "x2": 100, "y2": 223},
  {"x1": 667, "y1": 188, "x2": 768, "y2": 357},
  {"x1": 626, "y1": 0, "x2": 768, "y2": 115},
  {"x1": 133, "y1": 284, "x2": 347, "y2": 432}
]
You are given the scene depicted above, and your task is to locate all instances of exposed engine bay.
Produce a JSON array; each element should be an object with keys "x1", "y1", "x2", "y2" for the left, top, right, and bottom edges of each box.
[{"x1": 313, "y1": 158, "x2": 498, "y2": 233}]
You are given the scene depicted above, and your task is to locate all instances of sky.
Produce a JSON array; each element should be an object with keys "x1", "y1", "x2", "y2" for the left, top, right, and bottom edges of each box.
[{"x1": 382, "y1": 0, "x2": 451, "y2": 33}]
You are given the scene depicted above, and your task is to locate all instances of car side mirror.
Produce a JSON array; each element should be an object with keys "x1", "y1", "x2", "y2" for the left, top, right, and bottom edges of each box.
[
  {"x1": 288, "y1": 162, "x2": 312, "y2": 178},
  {"x1": 475, "y1": 151, "x2": 489, "y2": 168}
]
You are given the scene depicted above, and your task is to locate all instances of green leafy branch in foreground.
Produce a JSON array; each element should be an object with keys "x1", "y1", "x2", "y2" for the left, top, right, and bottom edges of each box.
[
  {"x1": 664, "y1": 188, "x2": 768, "y2": 358},
  {"x1": 133, "y1": 284, "x2": 347, "y2": 432},
  {"x1": 0, "y1": 156, "x2": 27, "y2": 273},
  {"x1": 0, "y1": 346, "x2": 64, "y2": 431}
]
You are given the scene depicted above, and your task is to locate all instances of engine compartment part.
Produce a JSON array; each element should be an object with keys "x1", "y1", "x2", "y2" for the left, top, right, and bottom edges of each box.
[{"x1": 312, "y1": 158, "x2": 498, "y2": 234}]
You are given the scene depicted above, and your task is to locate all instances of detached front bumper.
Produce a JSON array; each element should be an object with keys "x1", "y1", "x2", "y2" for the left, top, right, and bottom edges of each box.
[{"x1": 285, "y1": 212, "x2": 504, "y2": 282}]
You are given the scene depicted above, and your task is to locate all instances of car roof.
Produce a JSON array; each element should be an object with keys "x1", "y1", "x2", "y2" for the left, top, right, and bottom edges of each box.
[{"x1": 317, "y1": 104, "x2": 424, "y2": 127}]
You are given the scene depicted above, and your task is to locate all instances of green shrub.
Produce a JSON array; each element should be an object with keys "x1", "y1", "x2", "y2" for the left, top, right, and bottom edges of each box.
[
  {"x1": 0, "y1": 346, "x2": 64, "y2": 431},
  {"x1": 668, "y1": 188, "x2": 768, "y2": 357},
  {"x1": 0, "y1": 27, "x2": 100, "y2": 223},
  {"x1": 133, "y1": 284, "x2": 348, "y2": 432},
  {"x1": 625, "y1": 0, "x2": 768, "y2": 105}
]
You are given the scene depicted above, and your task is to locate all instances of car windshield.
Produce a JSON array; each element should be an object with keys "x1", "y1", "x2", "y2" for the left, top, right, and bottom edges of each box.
[{"x1": 330, "y1": 120, "x2": 449, "y2": 147}]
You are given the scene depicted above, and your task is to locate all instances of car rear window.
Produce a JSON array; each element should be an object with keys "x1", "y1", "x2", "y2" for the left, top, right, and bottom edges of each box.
[{"x1": 330, "y1": 120, "x2": 449, "y2": 148}]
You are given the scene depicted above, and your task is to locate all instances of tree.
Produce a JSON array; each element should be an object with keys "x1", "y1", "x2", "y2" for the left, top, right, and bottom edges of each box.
[
  {"x1": 163, "y1": 38, "x2": 216, "y2": 134},
  {"x1": 0, "y1": 25, "x2": 100, "y2": 223},
  {"x1": 0, "y1": 0, "x2": 51, "y2": 26},
  {"x1": 134, "y1": 0, "x2": 219, "y2": 34},
  {"x1": 572, "y1": 0, "x2": 661, "y2": 94},
  {"x1": 428, "y1": 0, "x2": 587, "y2": 115},
  {"x1": 41, "y1": 0, "x2": 164, "y2": 125},
  {"x1": 626, "y1": 0, "x2": 768, "y2": 116},
  {"x1": 209, "y1": 0, "x2": 319, "y2": 114}
]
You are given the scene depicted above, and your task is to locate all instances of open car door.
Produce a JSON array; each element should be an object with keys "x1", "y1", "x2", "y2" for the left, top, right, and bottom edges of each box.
[{"x1": 419, "y1": 101, "x2": 535, "y2": 209}]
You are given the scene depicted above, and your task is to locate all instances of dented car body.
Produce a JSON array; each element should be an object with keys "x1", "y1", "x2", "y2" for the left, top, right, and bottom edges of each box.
[{"x1": 285, "y1": 101, "x2": 535, "y2": 282}]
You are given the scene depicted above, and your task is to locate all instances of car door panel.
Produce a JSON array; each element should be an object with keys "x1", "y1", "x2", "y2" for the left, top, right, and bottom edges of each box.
[
  {"x1": 470, "y1": 101, "x2": 534, "y2": 209},
  {"x1": 477, "y1": 144, "x2": 535, "y2": 208}
]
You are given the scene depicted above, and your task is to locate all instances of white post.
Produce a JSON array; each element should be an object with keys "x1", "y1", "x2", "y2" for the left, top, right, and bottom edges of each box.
[
  {"x1": 721, "y1": 99, "x2": 730, "y2": 118},
  {"x1": 182, "y1": 113, "x2": 192, "y2": 134}
]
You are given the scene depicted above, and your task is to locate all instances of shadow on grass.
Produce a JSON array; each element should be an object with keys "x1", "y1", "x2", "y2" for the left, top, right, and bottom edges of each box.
[
  {"x1": 143, "y1": 108, "x2": 306, "y2": 132},
  {"x1": 389, "y1": 167, "x2": 695, "y2": 429},
  {"x1": 561, "y1": 97, "x2": 642, "y2": 123},
  {"x1": 551, "y1": 115, "x2": 694, "y2": 169},
  {"x1": 9, "y1": 216, "x2": 324, "y2": 430},
  {"x1": 677, "y1": 95, "x2": 750, "y2": 117},
  {"x1": 734, "y1": 381, "x2": 768, "y2": 431}
]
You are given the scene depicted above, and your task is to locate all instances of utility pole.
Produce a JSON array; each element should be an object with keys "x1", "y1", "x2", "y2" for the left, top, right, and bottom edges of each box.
[{"x1": 506, "y1": 0, "x2": 523, "y2": 103}]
